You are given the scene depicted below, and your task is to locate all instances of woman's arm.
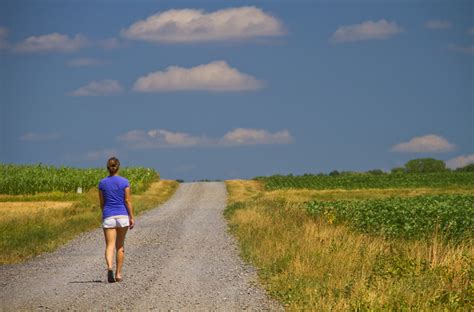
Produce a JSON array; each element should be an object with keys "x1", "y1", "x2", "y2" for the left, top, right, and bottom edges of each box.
[
  {"x1": 98, "y1": 189, "x2": 104, "y2": 211},
  {"x1": 124, "y1": 186, "x2": 135, "y2": 229}
]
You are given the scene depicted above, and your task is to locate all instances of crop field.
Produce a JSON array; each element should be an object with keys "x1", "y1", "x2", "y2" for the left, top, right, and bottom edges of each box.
[
  {"x1": 255, "y1": 172, "x2": 474, "y2": 190},
  {"x1": 0, "y1": 163, "x2": 178, "y2": 264},
  {"x1": 225, "y1": 178, "x2": 474, "y2": 310},
  {"x1": 0, "y1": 163, "x2": 159, "y2": 195},
  {"x1": 306, "y1": 194, "x2": 474, "y2": 242}
]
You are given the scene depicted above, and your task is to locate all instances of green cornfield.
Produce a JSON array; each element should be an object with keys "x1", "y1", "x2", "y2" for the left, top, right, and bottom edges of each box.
[
  {"x1": 255, "y1": 172, "x2": 474, "y2": 190},
  {"x1": 0, "y1": 163, "x2": 159, "y2": 195}
]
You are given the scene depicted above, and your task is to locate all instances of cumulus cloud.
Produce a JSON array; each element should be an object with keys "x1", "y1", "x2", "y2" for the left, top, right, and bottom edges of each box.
[
  {"x1": 14, "y1": 33, "x2": 88, "y2": 53},
  {"x1": 391, "y1": 134, "x2": 455, "y2": 153},
  {"x1": 0, "y1": 26, "x2": 10, "y2": 49},
  {"x1": 133, "y1": 61, "x2": 263, "y2": 92},
  {"x1": 446, "y1": 154, "x2": 474, "y2": 169},
  {"x1": 448, "y1": 43, "x2": 474, "y2": 54},
  {"x1": 68, "y1": 58, "x2": 108, "y2": 67},
  {"x1": 20, "y1": 132, "x2": 62, "y2": 142},
  {"x1": 118, "y1": 129, "x2": 210, "y2": 148},
  {"x1": 331, "y1": 19, "x2": 402, "y2": 43},
  {"x1": 424, "y1": 20, "x2": 451, "y2": 29},
  {"x1": 220, "y1": 128, "x2": 293, "y2": 146},
  {"x1": 71, "y1": 79, "x2": 123, "y2": 96},
  {"x1": 121, "y1": 6, "x2": 285, "y2": 43},
  {"x1": 118, "y1": 128, "x2": 293, "y2": 149}
]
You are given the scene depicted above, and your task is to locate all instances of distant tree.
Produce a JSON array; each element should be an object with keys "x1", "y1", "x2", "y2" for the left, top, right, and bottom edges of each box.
[
  {"x1": 175, "y1": 179, "x2": 184, "y2": 183},
  {"x1": 329, "y1": 170, "x2": 340, "y2": 176},
  {"x1": 367, "y1": 169, "x2": 385, "y2": 175},
  {"x1": 455, "y1": 163, "x2": 474, "y2": 172},
  {"x1": 404, "y1": 158, "x2": 447, "y2": 173},
  {"x1": 391, "y1": 167, "x2": 406, "y2": 174}
]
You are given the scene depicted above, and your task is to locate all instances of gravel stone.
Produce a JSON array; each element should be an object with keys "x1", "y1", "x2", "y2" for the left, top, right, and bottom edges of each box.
[{"x1": 0, "y1": 182, "x2": 282, "y2": 311}]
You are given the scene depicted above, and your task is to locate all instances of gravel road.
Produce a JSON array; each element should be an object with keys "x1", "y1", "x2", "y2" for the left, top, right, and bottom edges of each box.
[{"x1": 0, "y1": 182, "x2": 281, "y2": 311}]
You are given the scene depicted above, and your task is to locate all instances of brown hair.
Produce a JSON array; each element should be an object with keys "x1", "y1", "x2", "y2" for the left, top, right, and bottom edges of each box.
[{"x1": 107, "y1": 157, "x2": 120, "y2": 175}]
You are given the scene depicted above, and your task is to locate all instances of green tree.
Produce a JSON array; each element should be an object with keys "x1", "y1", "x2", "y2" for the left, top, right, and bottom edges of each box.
[
  {"x1": 404, "y1": 158, "x2": 447, "y2": 173},
  {"x1": 455, "y1": 163, "x2": 474, "y2": 172}
]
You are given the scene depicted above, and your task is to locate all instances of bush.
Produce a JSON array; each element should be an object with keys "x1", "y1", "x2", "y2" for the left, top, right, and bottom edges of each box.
[
  {"x1": 404, "y1": 158, "x2": 447, "y2": 173},
  {"x1": 456, "y1": 163, "x2": 474, "y2": 172}
]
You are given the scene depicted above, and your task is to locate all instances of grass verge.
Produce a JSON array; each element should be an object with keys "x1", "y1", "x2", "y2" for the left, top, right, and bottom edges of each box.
[
  {"x1": 0, "y1": 179, "x2": 179, "y2": 265},
  {"x1": 225, "y1": 179, "x2": 473, "y2": 310}
]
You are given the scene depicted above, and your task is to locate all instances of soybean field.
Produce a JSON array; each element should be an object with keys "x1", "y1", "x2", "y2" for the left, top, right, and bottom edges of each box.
[{"x1": 306, "y1": 194, "x2": 474, "y2": 242}]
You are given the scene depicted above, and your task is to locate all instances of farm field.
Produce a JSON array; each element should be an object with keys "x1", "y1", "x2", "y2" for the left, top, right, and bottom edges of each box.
[
  {"x1": 0, "y1": 163, "x2": 159, "y2": 195},
  {"x1": 225, "y1": 176, "x2": 474, "y2": 310},
  {"x1": 256, "y1": 172, "x2": 474, "y2": 190},
  {"x1": 0, "y1": 164, "x2": 178, "y2": 264}
]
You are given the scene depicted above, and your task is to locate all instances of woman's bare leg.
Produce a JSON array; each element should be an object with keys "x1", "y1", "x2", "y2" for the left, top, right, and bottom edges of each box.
[
  {"x1": 103, "y1": 228, "x2": 117, "y2": 270},
  {"x1": 115, "y1": 227, "x2": 128, "y2": 279}
]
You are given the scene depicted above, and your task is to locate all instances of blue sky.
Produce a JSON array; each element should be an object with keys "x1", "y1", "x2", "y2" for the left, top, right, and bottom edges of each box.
[{"x1": 1, "y1": 0, "x2": 472, "y2": 180}]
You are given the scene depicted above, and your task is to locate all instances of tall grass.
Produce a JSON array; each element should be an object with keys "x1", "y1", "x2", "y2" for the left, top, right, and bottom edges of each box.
[
  {"x1": 225, "y1": 180, "x2": 473, "y2": 310},
  {"x1": 0, "y1": 180, "x2": 179, "y2": 264}
]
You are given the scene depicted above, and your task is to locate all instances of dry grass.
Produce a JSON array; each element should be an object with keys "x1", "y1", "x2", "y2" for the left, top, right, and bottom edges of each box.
[
  {"x1": 227, "y1": 180, "x2": 474, "y2": 204},
  {"x1": 225, "y1": 180, "x2": 473, "y2": 310},
  {"x1": 0, "y1": 180, "x2": 179, "y2": 264},
  {"x1": 0, "y1": 201, "x2": 74, "y2": 221}
]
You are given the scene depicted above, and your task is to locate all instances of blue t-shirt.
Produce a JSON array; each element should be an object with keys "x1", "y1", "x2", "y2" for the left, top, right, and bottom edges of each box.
[{"x1": 99, "y1": 175, "x2": 130, "y2": 220}]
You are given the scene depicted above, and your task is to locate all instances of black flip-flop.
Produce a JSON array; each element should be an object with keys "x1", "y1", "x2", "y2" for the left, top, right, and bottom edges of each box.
[{"x1": 107, "y1": 269, "x2": 115, "y2": 283}]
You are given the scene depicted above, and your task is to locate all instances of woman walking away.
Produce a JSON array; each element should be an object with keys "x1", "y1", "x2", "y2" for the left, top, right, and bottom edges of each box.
[{"x1": 98, "y1": 157, "x2": 135, "y2": 283}]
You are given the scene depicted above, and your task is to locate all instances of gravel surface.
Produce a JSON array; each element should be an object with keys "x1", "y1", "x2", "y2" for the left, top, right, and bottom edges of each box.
[{"x1": 0, "y1": 182, "x2": 281, "y2": 311}]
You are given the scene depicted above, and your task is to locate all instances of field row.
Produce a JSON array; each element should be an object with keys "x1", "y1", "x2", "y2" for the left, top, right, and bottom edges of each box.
[
  {"x1": 0, "y1": 164, "x2": 159, "y2": 195},
  {"x1": 255, "y1": 172, "x2": 474, "y2": 190}
]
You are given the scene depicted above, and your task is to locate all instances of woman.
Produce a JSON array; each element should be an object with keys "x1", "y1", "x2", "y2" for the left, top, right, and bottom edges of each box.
[{"x1": 98, "y1": 157, "x2": 135, "y2": 283}]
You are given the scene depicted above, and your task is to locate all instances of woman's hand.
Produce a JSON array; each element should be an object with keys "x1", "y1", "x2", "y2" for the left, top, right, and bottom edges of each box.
[{"x1": 129, "y1": 217, "x2": 135, "y2": 230}]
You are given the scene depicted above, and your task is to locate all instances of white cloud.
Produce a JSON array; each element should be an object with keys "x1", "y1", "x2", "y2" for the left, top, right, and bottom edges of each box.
[
  {"x1": 71, "y1": 80, "x2": 123, "y2": 96},
  {"x1": 448, "y1": 43, "x2": 474, "y2": 54},
  {"x1": 331, "y1": 19, "x2": 402, "y2": 43},
  {"x1": 14, "y1": 33, "x2": 88, "y2": 53},
  {"x1": 424, "y1": 20, "x2": 451, "y2": 29},
  {"x1": 20, "y1": 132, "x2": 62, "y2": 142},
  {"x1": 391, "y1": 134, "x2": 455, "y2": 153},
  {"x1": 0, "y1": 26, "x2": 10, "y2": 49},
  {"x1": 121, "y1": 6, "x2": 285, "y2": 43},
  {"x1": 446, "y1": 154, "x2": 474, "y2": 169},
  {"x1": 133, "y1": 61, "x2": 263, "y2": 92},
  {"x1": 220, "y1": 128, "x2": 293, "y2": 146},
  {"x1": 118, "y1": 129, "x2": 210, "y2": 148},
  {"x1": 85, "y1": 149, "x2": 119, "y2": 161},
  {"x1": 118, "y1": 128, "x2": 293, "y2": 149},
  {"x1": 68, "y1": 58, "x2": 107, "y2": 67}
]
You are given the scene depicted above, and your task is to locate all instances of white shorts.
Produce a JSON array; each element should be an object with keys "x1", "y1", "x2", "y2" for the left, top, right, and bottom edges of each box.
[{"x1": 102, "y1": 215, "x2": 130, "y2": 229}]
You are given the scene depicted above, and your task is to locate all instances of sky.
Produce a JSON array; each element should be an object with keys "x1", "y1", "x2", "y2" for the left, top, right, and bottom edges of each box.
[{"x1": 0, "y1": 0, "x2": 473, "y2": 181}]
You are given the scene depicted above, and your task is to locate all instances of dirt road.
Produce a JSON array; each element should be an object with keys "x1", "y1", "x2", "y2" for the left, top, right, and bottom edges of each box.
[{"x1": 0, "y1": 182, "x2": 281, "y2": 311}]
